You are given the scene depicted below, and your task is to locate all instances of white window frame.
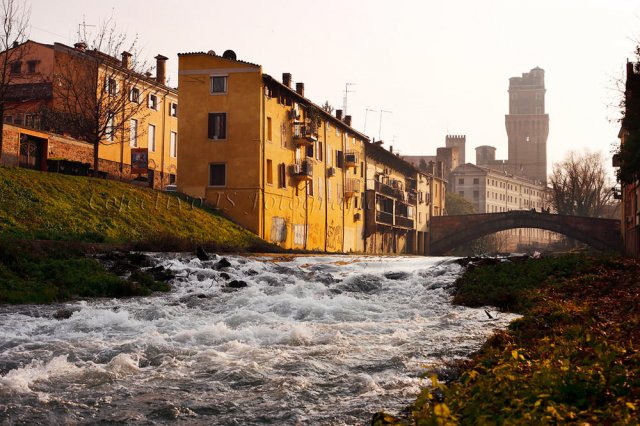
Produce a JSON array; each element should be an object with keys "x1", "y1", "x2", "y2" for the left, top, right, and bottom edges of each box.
[
  {"x1": 106, "y1": 113, "x2": 114, "y2": 141},
  {"x1": 170, "y1": 131, "x2": 177, "y2": 158},
  {"x1": 148, "y1": 94, "x2": 158, "y2": 110},
  {"x1": 210, "y1": 75, "x2": 228, "y2": 94},
  {"x1": 148, "y1": 124, "x2": 156, "y2": 152},
  {"x1": 130, "y1": 118, "x2": 138, "y2": 147},
  {"x1": 170, "y1": 102, "x2": 178, "y2": 117},
  {"x1": 129, "y1": 87, "x2": 140, "y2": 103}
]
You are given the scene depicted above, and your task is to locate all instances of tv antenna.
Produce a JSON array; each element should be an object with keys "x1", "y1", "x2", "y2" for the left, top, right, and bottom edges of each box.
[
  {"x1": 363, "y1": 107, "x2": 377, "y2": 136},
  {"x1": 378, "y1": 109, "x2": 392, "y2": 140},
  {"x1": 77, "y1": 15, "x2": 95, "y2": 42},
  {"x1": 343, "y1": 82, "x2": 355, "y2": 115}
]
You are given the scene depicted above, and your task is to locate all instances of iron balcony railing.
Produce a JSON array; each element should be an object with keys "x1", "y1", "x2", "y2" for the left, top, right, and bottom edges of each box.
[
  {"x1": 395, "y1": 215, "x2": 414, "y2": 229},
  {"x1": 374, "y1": 180, "x2": 397, "y2": 198},
  {"x1": 345, "y1": 151, "x2": 358, "y2": 166},
  {"x1": 344, "y1": 178, "x2": 361, "y2": 196},
  {"x1": 291, "y1": 159, "x2": 313, "y2": 180},
  {"x1": 293, "y1": 123, "x2": 318, "y2": 145},
  {"x1": 376, "y1": 210, "x2": 394, "y2": 225}
]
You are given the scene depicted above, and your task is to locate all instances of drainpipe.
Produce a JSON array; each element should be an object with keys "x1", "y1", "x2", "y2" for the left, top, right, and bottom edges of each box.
[
  {"x1": 160, "y1": 90, "x2": 167, "y2": 188},
  {"x1": 324, "y1": 120, "x2": 328, "y2": 253},
  {"x1": 341, "y1": 130, "x2": 346, "y2": 252},
  {"x1": 261, "y1": 82, "x2": 266, "y2": 240}
]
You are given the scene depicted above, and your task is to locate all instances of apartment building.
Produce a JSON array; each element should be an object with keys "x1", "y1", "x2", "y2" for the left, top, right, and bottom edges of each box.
[
  {"x1": 177, "y1": 50, "x2": 366, "y2": 252},
  {"x1": 1, "y1": 40, "x2": 178, "y2": 189},
  {"x1": 451, "y1": 163, "x2": 547, "y2": 213}
]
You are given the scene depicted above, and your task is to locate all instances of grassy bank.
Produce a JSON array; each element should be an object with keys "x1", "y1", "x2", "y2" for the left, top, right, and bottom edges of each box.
[
  {"x1": 375, "y1": 255, "x2": 640, "y2": 425},
  {"x1": 0, "y1": 166, "x2": 277, "y2": 304},
  {"x1": 0, "y1": 240, "x2": 170, "y2": 304},
  {"x1": 0, "y1": 166, "x2": 272, "y2": 251}
]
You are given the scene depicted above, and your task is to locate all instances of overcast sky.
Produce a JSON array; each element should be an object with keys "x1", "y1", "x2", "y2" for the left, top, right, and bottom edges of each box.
[{"x1": 29, "y1": 0, "x2": 640, "y2": 176}]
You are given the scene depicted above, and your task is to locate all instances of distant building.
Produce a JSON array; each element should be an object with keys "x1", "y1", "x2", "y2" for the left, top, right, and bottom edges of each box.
[
  {"x1": 505, "y1": 67, "x2": 549, "y2": 184},
  {"x1": 451, "y1": 163, "x2": 547, "y2": 214},
  {"x1": 404, "y1": 134, "x2": 464, "y2": 188}
]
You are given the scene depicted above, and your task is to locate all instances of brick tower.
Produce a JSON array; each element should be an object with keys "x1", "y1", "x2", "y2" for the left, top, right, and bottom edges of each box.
[{"x1": 505, "y1": 67, "x2": 549, "y2": 184}]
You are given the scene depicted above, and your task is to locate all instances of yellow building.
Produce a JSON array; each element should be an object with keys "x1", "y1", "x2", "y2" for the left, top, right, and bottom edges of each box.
[
  {"x1": 177, "y1": 50, "x2": 366, "y2": 252},
  {"x1": 3, "y1": 40, "x2": 178, "y2": 189}
]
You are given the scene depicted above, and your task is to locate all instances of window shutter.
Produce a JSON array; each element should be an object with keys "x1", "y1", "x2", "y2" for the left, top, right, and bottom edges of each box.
[{"x1": 208, "y1": 113, "x2": 214, "y2": 139}]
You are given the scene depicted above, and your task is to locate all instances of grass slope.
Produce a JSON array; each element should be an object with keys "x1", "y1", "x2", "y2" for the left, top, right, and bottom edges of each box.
[{"x1": 0, "y1": 166, "x2": 270, "y2": 251}]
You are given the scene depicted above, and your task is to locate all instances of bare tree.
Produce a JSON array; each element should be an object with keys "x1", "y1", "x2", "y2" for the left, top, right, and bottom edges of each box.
[
  {"x1": 0, "y1": 0, "x2": 30, "y2": 159},
  {"x1": 44, "y1": 17, "x2": 151, "y2": 173},
  {"x1": 549, "y1": 151, "x2": 613, "y2": 217},
  {"x1": 321, "y1": 101, "x2": 334, "y2": 114}
]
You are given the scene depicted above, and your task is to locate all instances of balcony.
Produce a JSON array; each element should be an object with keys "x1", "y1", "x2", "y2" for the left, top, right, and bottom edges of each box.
[
  {"x1": 395, "y1": 215, "x2": 414, "y2": 229},
  {"x1": 293, "y1": 123, "x2": 318, "y2": 146},
  {"x1": 344, "y1": 178, "x2": 361, "y2": 197},
  {"x1": 407, "y1": 190, "x2": 417, "y2": 204},
  {"x1": 376, "y1": 210, "x2": 394, "y2": 225},
  {"x1": 291, "y1": 159, "x2": 313, "y2": 181},
  {"x1": 345, "y1": 151, "x2": 358, "y2": 167},
  {"x1": 374, "y1": 180, "x2": 397, "y2": 198}
]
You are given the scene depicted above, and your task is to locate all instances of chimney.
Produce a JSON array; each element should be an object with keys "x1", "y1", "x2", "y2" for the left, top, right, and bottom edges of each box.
[
  {"x1": 155, "y1": 54, "x2": 168, "y2": 85},
  {"x1": 389, "y1": 145, "x2": 393, "y2": 153},
  {"x1": 74, "y1": 41, "x2": 87, "y2": 51},
  {"x1": 121, "y1": 51, "x2": 132, "y2": 69},
  {"x1": 12, "y1": 41, "x2": 18, "y2": 48},
  {"x1": 295, "y1": 82, "x2": 304, "y2": 97},
  {"x1": 336, "y1": 109, "x2": 343, "y2": 120},
  {"x1": 344, "y1": 115, "x2": 352, "y2": 126},
  {"x1": 283, "y1": 73, "x2": 292, "y2": 87}
]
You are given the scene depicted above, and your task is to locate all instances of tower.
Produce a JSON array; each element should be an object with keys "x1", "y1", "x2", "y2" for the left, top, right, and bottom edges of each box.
[
  {"x1": 445, "y1": 134, "x2": 466, "y2": 165},
  {"x1": 505, "y1": 67, "x2": 549, "y2": 184}
]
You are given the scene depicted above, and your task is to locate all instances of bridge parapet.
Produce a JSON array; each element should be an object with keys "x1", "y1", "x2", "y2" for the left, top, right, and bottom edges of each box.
[{"x1": 429, "y1": 211, "x2": 623, "y2": 255}]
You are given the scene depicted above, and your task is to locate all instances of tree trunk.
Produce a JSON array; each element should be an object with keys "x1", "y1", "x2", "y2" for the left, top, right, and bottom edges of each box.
[
  {"x1": 0, "y1": 104, "x2": 4, "y2": 162},
  {"x1": 93, "y1": 140, "x2": 100, "y2": 174}
]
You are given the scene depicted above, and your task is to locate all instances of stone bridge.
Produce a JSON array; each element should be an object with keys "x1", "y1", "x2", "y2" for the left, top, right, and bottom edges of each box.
[{"x1": 428, "y1": 211, "x2": 623, "y2": 255}]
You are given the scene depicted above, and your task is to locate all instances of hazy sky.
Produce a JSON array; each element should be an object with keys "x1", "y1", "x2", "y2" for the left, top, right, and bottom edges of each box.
[{"x1": 29, "y1": 0, "x2": 640, "y2": 175}]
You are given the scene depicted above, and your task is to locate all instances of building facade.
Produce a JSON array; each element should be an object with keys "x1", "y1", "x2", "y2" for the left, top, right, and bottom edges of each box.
[
  {"x1": 177, "y1": 50, "x2": 445, "y2": 253},
  {"x1": 505, "y1": 67, "x2": 549, "y2": 184},
  {"x1": 177, "y1": 50, "x2": 367, "y2": 252},
  {"x1": 451, "y1": 163, "x2": 546, "y2": 214},
  {"x1": 616, "y1": 61, "x2": 640, "y2": 257},
  {"x1": 1, "y1": 40, "x2": 178, "y2": 189}
]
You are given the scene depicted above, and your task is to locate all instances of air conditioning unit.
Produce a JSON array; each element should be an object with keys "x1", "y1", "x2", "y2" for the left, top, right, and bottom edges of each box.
[
  {"x1": 293, "y1": 163, "x2": 302, "y2": 174},
  {"x1": 327, "y1": 167, "x2": 336, "y2": 177}
]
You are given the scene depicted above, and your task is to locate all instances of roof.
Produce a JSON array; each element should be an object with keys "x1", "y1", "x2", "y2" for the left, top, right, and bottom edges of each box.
[
  {"x1": 53, "y1": 42, "x2": 178, "y2": 94},
  {"x1": 452, "y1": 163, "x2": 544, "y2": 187},
  {"x1": 366, "y1": 141, "x2": 419, "y2": 176},
  {"x1": 262, "y1": 74, "x2": 370, "y2": 141},
  {"x1": 177, "y1": 50, "x2": 261, "y2": 68}
]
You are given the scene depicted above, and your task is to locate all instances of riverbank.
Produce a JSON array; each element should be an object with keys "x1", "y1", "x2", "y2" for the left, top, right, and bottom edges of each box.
[
  {"x1": 375, "y1": 254, "x2": 640, "y2": 425},
  {"x1": 0, "y1": 166, "x2": 278, "y2": 304}
]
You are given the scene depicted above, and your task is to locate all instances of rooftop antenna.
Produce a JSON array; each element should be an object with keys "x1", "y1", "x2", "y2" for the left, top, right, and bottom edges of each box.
[
  {"x1": 343, "y1": 82, "x2": 355, "y2": 115},
  {"x1": 363, "y1": 107, "x2": 377, "y2": 135},
  {"x1": 77, "y1": 14, "x2": 95, "y2": 42},
  {"x1": 378, "y1": 109, "x2": 392, "y2": 141}
]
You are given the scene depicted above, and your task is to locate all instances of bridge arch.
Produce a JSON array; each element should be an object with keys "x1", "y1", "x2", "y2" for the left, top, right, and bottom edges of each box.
[{"x1": 429, "y1": 211, "x2": 622, "y2": 255}]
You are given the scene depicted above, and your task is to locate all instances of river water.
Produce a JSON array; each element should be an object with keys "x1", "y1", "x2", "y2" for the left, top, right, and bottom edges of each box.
[{"x1": 0, "y1": 254, "x2": 517, "y2": 425}]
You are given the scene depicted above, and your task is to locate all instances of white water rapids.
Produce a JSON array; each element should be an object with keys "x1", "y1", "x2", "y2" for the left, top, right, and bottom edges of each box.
[{"x1": 0, "y1": 254, "x2": 517, "y2": 425}]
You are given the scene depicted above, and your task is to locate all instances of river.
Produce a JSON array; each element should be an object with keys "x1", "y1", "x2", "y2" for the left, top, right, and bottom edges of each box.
[{"x1": 0, "y1": 254, "x2": 517, "y2": 425}]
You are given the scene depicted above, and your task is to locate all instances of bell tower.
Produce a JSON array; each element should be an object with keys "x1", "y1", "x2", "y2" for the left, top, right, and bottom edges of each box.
[{"x1": 505, "y1": 67, "x2": 549, "y2": 184}]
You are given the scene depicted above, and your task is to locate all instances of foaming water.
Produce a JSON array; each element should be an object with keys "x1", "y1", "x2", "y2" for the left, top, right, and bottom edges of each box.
[{"x1": 0, "y1": 254, "x2": 517, "y2": 424}]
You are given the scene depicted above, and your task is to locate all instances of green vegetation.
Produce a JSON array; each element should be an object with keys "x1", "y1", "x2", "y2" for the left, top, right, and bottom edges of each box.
[
  {"x1": 0, "y1": 240, "x2": 169, "y2": 304},
  {"x1": 444, "y1": 192, "x2": 476, "y2": 215},
  {"x1": 374, "y1": 255, "x2": 640, "y2": 425},
  {"x1": 0, "y1": 166, "x2": 272, "y2": 251}
]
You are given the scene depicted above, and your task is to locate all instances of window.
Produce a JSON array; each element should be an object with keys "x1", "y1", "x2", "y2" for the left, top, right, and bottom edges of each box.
[
  {"x1": 4, "y1": 115, "x2": 13, "y2": 124},
  {"x1": 458, "y1": 178, "x2": 464, "y2": 185},
  {"x1": 307, "y1": 179, "x2": 314, "y2": 196},
  {"x1": 106, "y1": 113, "x2": 114, "y2": 141},
  {"x1": 266, "y1": 159, "x2": 273, "y2": 185},
  {"x1": 130, "y1": 119, "x2": 138, "y2": 147},
  {"x1": 210, "y1": 76, "x2": 227, "y2": 93},
  {"x1": 10, "y1": 61, "x2": 21, "y2": 74},
  {"x1": 129, "y1": 87, "x2": 140, "y2": 103},
  {"x1": 169, "y1": 174, "x2": 176, "y2": 184},
  {"x1": 473, "y1": 178, "x2": 479, "y2": 184},
  {"x1": 148, "y1": 124, "x2": 156, "y2": 152},
  {"x1": 278, "y1": 163, "x2": 286, "y2": 188},
  {"x1": 27, "y1": 60, "x2": 37, "y2": 74},
  {"x1": 170, "y1": 131, "x2": 177, "y2": 158},
  {"x1": 209, "y1": 163, "x2": 226, "y2": 186},
  {"x1": 316, "y1": 141, "x2": 323, "y2": 161},
  {"x1": 327, "y1": 146, "x2": 333, "y2": 166},
  {"x1": 474, "y1": 190, "x2": 479, "y2": 198},
  {"x1": 306, "y1": 144, "x2": 313, "y2": 158},
  {"x1": 360, "y1": 161, "x2": 364, "y2": 177},
  {"x1": 106, "y1": 77, "x2": 117, "y2": 95},
  {"x1": 170, "y1": 102, "x2": 178, "y2": 117},
  {"x1": 148, "y1": 94, "x2": 158, "y2": 110},
  {"x1": 336, "y1": 150, "x2": 344, "y2": 168},
  {"x1": 267, "y1": 117, "x2": 272, "y2": 141},
  {"x1": 207, "y1": 113, "x2": 227, "y2": 139}
]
